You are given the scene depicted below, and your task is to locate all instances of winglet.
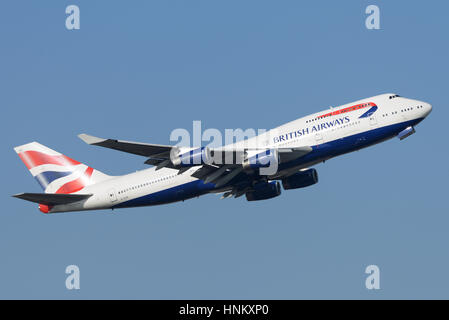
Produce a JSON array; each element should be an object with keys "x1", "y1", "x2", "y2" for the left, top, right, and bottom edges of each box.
[{"x1": 78, "y1": 133, "x2": 107, "y2": 145}]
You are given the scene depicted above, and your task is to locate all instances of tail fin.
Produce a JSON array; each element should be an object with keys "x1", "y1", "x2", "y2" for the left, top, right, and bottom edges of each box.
[{"x1": 14, "y1": 142, "x2": 111, "y2": 194}]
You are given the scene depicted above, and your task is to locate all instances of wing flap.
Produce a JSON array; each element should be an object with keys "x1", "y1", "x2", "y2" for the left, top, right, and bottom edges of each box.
[{"x1": 13, "y1": 193, "x2": 92, "y2": 205}]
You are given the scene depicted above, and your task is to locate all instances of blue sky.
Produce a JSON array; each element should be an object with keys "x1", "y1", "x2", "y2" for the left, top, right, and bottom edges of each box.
[{"x1": 0, "y1": 0, "x2": 448, "y2": 299}]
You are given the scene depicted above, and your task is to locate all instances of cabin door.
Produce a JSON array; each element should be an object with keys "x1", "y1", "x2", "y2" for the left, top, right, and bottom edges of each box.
[{"x1": 108, "y1": 189, "x2": 117, "y2": 203}]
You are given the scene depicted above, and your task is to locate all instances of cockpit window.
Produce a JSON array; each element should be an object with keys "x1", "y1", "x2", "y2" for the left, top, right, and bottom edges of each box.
[{"x1": 389, "y1": 94, "x2": 400, "y2": 99}]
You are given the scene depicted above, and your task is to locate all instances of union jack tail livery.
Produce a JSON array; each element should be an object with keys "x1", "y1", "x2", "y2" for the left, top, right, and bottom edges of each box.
[{"x1": 14, "y1": 142, "x2": 110, "y2": 194}]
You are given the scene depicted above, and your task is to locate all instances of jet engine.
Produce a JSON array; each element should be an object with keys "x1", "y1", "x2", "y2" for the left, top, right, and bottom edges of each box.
[
  {"x1": 245, "y1": 181, "x2": 281, "y2": 201},
  {"x1": 282, "y1": 169, "x2": 318, "y2": 190},
  {"x1": 242, "y1": 149, "x2": 278, "y2": 170},
  {"x1": 171, "y1": 147, "x2": 211, "y2": 167}
]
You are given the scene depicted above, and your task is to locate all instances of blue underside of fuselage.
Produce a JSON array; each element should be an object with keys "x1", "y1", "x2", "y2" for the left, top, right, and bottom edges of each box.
[{"x1": 113, "y1": 118, "x2": 423, "y2": 209}]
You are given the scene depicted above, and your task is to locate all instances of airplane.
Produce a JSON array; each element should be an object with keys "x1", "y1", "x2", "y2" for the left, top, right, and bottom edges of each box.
[{"x1": 13, "y1": 93, "x2": 432, "y2": 214}]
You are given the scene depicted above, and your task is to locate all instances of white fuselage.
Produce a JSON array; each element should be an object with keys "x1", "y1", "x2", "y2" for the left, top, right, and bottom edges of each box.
[{"x1": 51, "y1": 93, "x2": 432, "y2": 213}]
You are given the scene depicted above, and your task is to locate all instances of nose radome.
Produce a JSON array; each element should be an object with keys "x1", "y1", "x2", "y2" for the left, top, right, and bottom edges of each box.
[{"x1": 423, "y1": 102, "x2": 432, "y2": 116}]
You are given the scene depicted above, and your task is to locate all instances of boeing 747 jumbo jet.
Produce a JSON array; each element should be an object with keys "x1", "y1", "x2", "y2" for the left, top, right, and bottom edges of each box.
[{"x1": 13, "y1": 93, "x2": 431, "y2": 213}]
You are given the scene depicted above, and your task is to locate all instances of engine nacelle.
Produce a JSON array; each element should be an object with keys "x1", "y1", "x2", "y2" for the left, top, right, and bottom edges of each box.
[
  {"x1": 242, "y1": 149, "x2": 278, "y2": 170},
  {"x1": 171, "y1": 147, "x2": 211, "y2": 167},
  {"x1": 246, "y1": 181, "x2": 281, "y2": 201},
  {"x1": 398, "y1": 126, "x2": 415, "y2": 140},
  {"x1": 282, "y1": 168, "x2": 318, "y2": 190}
]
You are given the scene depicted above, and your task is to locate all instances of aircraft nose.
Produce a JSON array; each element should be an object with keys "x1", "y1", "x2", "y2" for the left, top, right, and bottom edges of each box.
[{"x1": 422, "y1": 102, "x2": 432, "y2": 117}]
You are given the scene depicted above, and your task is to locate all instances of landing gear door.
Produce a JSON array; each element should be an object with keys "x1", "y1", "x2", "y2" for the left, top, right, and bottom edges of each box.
[{"x1": 108, "y1": 189, "x2": 117, "y2": 203}]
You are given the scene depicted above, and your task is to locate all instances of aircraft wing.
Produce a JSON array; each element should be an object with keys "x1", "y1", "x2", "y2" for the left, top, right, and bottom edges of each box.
[
  {"x1": 78, "y1": 133, "x2": 312, "y2": 185},
  {"x1": 277, "y1": 147, "x2": 312, "y2": 163},
  {"x1": 13, "y1": 193, "x2": 92, "y2": 205},
  {"x1": 79, "y1": 133, "x2": 311, "y2": 163},
  {"x1": 78, "y1": 133, "x2": 174, "y2": 158}
]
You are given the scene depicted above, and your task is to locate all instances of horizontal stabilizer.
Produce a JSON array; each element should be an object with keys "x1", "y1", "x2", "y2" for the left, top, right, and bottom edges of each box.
[{"x1": 13, "y1": 193, "x2": 92, "y2": 205}]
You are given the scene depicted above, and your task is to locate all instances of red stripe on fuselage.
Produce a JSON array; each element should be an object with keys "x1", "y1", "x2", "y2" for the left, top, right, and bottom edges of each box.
[
  {"x1": 18, "y1": 151, "x2": 81, "y2": 169},
  {"x1": 55, "y1": 167, "x2": 94, "y2": 194},
  {"x1": 317, "y1": 102, "x2": 376, "y2": 119}
]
